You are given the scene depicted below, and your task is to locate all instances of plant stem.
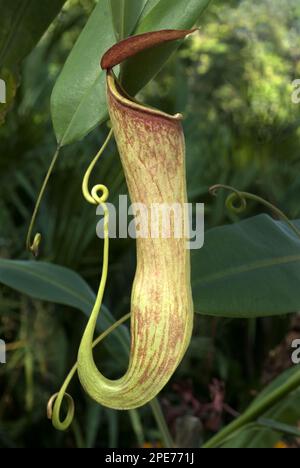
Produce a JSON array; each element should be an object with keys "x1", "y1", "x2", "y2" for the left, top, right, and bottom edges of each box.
[
  {"x1": 150, "y1": 398, "x2": 174, "y2": 448},
  {"x1": 203, "y1": 367, "x2": 300, "y2": 448},
  {"x1": 26, "y1": 145, "x2": 61, "y2": 255}
]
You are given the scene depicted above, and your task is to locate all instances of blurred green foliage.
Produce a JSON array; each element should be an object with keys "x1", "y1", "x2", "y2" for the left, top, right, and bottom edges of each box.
[
  {"x1": 145, "y1": 0, "x2": 300, "y2": 222},
  {"x1": 0, "y1": 0, "x2": 300, "y2": 448}
]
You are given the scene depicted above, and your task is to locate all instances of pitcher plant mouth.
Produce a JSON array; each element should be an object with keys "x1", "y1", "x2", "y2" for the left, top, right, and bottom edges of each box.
[
  {"x1": 49, "y1": 29, "x2": 195, "y2": 430},
  {"x1": 107, "y1": 69, "x2": 183, "y2": 122}
]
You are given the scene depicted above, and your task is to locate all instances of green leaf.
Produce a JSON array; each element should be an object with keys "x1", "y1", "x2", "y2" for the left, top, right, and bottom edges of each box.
[
  {"x1": 258, "y1": 418, "x2": 300, "y2": 438},
  {"x1": 220, "y1": 367, "x2": 300, "y2": 448},
  {"x1": 192, "y1": 215, "x2": 300, "y2": 317},
  {"x1": 0, "y1": 0, "x2": 66, "y2": 68},
  {"x1": 51, "y1": 0, "x2": 116, "y2": 146},
  {"x1": 51, "y1": 0, "x2": 212, "y2": 145},
  {"x1": 139, "y1": 0, "x2": 162, "y2": 20},
  {"x1": 110, "y1": 0, "x2": 148, "y2": 40},
  {"x1": 139, "y1": 0, "x2": 211, "y2": 32},
  {"x1": 0, "y1": 259, "x2": 130, "y2": 365},
  {"x1": 121, "y1": 0, "x2": 212, "y2": 94},
  {"x1": 220, "y1": 424, "x2": 280, "y2": 449}
]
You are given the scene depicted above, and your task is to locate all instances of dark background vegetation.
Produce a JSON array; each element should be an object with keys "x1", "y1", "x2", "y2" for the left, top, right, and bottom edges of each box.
[{"x1": 0, "y1": 0, "x2": 300, "y2": 448}]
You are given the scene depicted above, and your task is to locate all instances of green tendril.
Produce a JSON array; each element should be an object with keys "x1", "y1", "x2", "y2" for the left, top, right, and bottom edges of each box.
[
  {"x1": 27, "y1": 128, "x2": 113, "y2": 256},
  {"x1": 210, "y1": 184, "x2": 300, "y2": 240},
  {"x1": 82, "y1": 129, "x2": 113, "y2": 205},
  {"x1": 48, "y1": 130, "x2": 117, "y2": 431},
  {"x1": 47, "y1": 312, "x2": 131, "y2": 431},
  {"x1": 26, "y1": 146, "x2": 61, "y2": 256}
]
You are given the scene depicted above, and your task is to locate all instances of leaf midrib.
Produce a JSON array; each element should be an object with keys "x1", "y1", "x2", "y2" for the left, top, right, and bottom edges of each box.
[
  {"x1": 58, "y1": 70, "x2": 106, "y2": 146},
  {"x1": 0, "y1": 261, "x2": 94, "y2": 308},
  {"x1": 193, "y1": 254, "x2": 300, "y2": 286}
]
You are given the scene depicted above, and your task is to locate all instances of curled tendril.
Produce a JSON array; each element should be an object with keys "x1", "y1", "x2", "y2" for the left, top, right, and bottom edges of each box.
[
  {"x1": 91, "y1": 184, "x2": 109, "y2": 204},
  {"x1": 210, "y1": 184, "x2": 300, "y2": 240},
  {"x1": 48, "y1": 129, "x2": 121, "y2": 431},
  {"x1": 48, "y1": 312, "x2": 131, "y2": 430},
  {"x1": 225, "y1": 192, "x2": 247, "y2": 214},
  {"x1": 27, "y1": 128, "x2": 113, "y2": 256},
  {"x1": 47, "y1": 391, "x2": 75, "y2": 431},
  {"x1": 82, "y1": 129, "x2": 113, "y2": 205},
  {"x1": 209, "y1": 184, "x2": 248, "y2": 214},
  {"x1": 26, "y1": 147, "x2": 61, "y2": 256}
]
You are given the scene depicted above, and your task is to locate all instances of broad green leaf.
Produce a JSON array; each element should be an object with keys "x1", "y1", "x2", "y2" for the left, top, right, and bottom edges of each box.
[
  {"x1": 138, "y1": 0, "x2": 211, "y2": 32},
  {"x1": 51, "y1": 0, "x2": 116, "y2": 146},
  {"x1": 220, "y1": 424, "x2": 280, "y2": 449},
  {"x1": 0, "y1": 259, "x2": 93, "y2": 312},
  {"x1": 51, "y1": 0, "x2": 212, "y2": 145},
  {"x1": 51, "y1": 0, "x2": 149, "y2": 146},
  {"x1": 246, "y1": 366, "x2": 300, "y2": 448},
  {"x1": 121, "y1": 0, "x2": 212, "y2": 94},
  {"x1": 139, "y1": 0, "x2": 162, "y2": 20},
  {"x1": 110, "y1": 0, "x2": 148, "y2": 40},
  {"x1": 258, "y1": 418, "x2": 300, "y2": 438},
  {"x1": 227, "y1": 417, "x2": 300, "y2": 448},
  {"x1": 0, "y1": 0, "x2": 66, "y2": 68},
  {"x1": 0, "y1": 259, "x2": 129, "y2": 365},
  {"x1": 221, "y1": 367, "x2": 300, "y2": 448},
  {"x1": 248, "y1": 366, "x2": 300, "y2": 412},
  {"x1": 192, "y1": 215, "x2": 300, "y2": 317}
]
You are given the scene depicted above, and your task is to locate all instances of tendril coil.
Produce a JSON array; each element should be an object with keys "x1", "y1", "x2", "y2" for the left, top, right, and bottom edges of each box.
[
  {"x1": 210, "y1": 184, "x2": 300, "y2": 240},
  {"x1": 47, "y1": 129, "x2": 128, "y2": 431},
  {"x1": 48, "y1": 312, "x2": 130, "y2": 430}
]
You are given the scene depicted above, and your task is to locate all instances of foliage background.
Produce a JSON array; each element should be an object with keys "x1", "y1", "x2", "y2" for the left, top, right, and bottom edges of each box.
[{"x1": 0, "y1": 0, "x2": 300, "y2": 448}]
